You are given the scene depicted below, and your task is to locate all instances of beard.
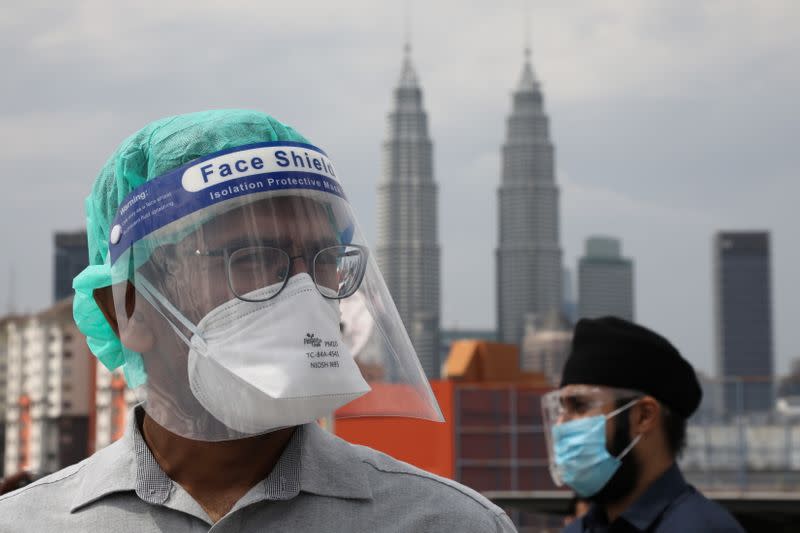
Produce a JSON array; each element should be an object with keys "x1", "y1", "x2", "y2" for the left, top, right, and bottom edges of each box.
[{"x1": 589, "y1": 413, "x2": 640, "y2": 506}]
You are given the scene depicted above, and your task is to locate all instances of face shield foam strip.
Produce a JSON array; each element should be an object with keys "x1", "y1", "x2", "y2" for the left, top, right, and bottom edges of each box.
[{"x1": 107, "y1": 141, "x2": 347, "y2": 265}]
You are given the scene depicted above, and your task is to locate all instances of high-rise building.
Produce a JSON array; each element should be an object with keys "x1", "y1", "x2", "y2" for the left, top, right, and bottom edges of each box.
[
  {"x1": 376, "y1": 44, "x2": 440, "y2": 378},
  {"x1": 578, "y1": 236, "x2": 634, "y2": 321},
  {"x1": 714, "y1": 231, "x2": 774, "y2": 413},
  {"x1": 54, "y1": 231, "x2": 88, "y2": 302},
  {"x1": 4, "y1": 299, "x2": 92, "y2": 476},
  {"x1": 0, "y1": 315, "x2": 19, "y2": 477},
  {"x1": 497, "y1": 48, "x2": 562, "y2": 346}
]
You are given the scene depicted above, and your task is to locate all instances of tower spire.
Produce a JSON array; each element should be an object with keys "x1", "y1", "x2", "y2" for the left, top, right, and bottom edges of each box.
[
  {"x1": 399, "y1": 34, "x2": 418, "y2": 88},
  {"x1": 517, "y1": 42, "x2": 537, "y2": 91},
  {"x1": 524, "y1": 0, "x2": 531, "y2": 53},
  {"x1": 518, "y1": 1, "x2": 537, "y2": 91},
  {"x1": 404, "y1": 0, "x2": 412, "y2": 53}
]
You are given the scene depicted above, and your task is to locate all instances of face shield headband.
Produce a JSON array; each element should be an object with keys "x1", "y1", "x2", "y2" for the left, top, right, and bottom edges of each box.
[{"x1": 108, "y1": 141, "x2": 349, "y2": 266}]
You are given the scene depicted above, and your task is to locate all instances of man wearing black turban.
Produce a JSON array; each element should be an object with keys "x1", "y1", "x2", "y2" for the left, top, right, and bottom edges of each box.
[{"x1": 545, "y1": 317, "x2": 744, "y2": 532}]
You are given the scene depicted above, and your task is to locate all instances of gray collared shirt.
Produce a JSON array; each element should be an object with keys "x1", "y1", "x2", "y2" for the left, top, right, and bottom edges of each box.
[{"x1": 0, "y1": 409, "x2": 515, "y2": 532}]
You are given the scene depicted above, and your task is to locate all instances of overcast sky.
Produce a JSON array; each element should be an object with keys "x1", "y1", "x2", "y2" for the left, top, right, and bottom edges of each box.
[{"x1": 1, "y1": 1, "x2": 798, "y2": 376}]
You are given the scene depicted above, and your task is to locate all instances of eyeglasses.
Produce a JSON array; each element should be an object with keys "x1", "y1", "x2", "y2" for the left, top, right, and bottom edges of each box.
[
  {"x1": 557, "y1": 395, "x2": 640, "y2": 419},
  {"x1": 194, "y1": 244, "x2": 368, "y2": 302},
  {"x1": 542, "y1": 387, "x2": 644, "y2": 423}
]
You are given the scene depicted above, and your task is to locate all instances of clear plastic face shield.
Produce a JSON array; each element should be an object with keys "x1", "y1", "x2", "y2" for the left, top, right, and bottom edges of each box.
[
  {"x1": 541, "y1": 385, "x2": 643, "y2": 488},
  {"x1": 107, "y1": 142, "x2": 443, "y2": 441}
]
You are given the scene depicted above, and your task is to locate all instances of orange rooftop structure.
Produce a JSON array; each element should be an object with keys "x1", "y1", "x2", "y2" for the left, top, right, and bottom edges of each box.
[{"x1": 443, "y1": 340, "x2": 549, "y2": 384}]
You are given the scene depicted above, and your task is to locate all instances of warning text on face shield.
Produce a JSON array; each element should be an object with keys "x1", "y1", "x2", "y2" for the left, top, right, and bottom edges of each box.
[{"x1": 115, "y1": 192, "x2": 175, "y2": 244}]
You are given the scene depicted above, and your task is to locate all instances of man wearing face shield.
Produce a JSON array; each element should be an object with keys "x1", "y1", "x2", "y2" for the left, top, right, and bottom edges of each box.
[
  {"x1": 0, "y1": 110, "x2": 515, "y2": 532},
  {"x1": 543, "y1": 317, "x2": 744, "y2": 532}
]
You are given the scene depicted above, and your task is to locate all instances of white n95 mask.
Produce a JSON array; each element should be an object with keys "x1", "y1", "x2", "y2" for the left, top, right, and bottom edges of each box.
[{"x1": 184, "y1": 274, "x2": 371, "y2": 434}]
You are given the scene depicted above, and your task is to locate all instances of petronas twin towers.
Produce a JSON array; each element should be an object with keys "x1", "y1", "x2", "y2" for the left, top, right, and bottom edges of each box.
[{"x1": 377, "y1": 45, "x2": 561, "y2": 378}]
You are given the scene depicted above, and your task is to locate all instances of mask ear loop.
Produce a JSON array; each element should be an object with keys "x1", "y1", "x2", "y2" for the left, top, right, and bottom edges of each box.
[
  {"x1": 605, "y1": 397, "x2": 640, "y2": 419},
  {"x1": 617, "y1": 434, "x2": 642, "y2": 461},
  {"x1": 136, "y1": 274, "x2": 207, "y2": 353},
  {"x1": 606, "y1": 397, "x2": 643, "y2": 460}
]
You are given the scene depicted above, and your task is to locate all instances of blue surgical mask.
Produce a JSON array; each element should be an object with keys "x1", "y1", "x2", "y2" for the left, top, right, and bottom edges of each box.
[{"x1": 552, "y1": 399, "x2": 641, "y2": 497}]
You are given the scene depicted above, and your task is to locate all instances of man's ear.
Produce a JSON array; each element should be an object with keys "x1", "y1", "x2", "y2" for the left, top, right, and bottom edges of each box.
[
  {"x1": 630, "y1": 396, "x2": 660, "y2": 436},
  {"x1": 93, "y1": 285, "x2": 120, "y2": 336},
  {"x1": 93, "y1": 283, "x2": 154, "y2": 353}
]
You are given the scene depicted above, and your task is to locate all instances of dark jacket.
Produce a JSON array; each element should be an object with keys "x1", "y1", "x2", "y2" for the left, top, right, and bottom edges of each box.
[{"x1": 563, "y1": 464, "x2": 744, "y2": 532}]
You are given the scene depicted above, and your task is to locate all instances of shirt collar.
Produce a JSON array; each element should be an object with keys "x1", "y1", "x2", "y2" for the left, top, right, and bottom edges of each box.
[
  {"x1": 620, "y1": 463, "x2": 688, "y2": 530},
  {"x1": 132, "y1": 418, "x2": 172, "y2": 504},
  {"x1": 582, "y1": 463, "x2": 688, "y2": 531},
  {"x1": 70, "y1": 416, "x2": 138, "y2": 512},
  {"x1": 297, "y1": 421, "x2": 372, "y2": 500},
  {"x1": 71, "y1": 407, "x2": 372, "y2": 512}
]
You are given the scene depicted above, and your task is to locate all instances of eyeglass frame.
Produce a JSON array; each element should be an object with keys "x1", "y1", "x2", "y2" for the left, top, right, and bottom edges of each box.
[
  {"x1": 192, "y1": 243, "x2": 369, "y2": 303},
  {"x1": 542, "y1": 386, "x2": 645, "y2": 422}
]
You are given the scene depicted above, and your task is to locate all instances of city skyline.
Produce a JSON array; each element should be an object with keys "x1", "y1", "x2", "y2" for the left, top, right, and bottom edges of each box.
[{"x1": 0, "y1": 3, "x2": 798, "y2": 377}]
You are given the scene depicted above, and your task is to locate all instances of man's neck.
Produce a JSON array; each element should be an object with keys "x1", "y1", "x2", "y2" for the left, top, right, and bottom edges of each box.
[
  {"x1": 604, "y1": 458, "x2": 674, "y2": 524},
  {"x1": 141, "y1": 413, "x2": 295, "y2": 522}
]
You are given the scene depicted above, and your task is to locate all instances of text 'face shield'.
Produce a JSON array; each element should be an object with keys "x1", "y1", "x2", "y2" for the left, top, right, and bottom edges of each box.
[{"x1": 107, "y1": 142, "x2": 443, "y2": 441}]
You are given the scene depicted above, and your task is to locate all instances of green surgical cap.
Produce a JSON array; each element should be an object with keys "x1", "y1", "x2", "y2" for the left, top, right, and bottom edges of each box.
[{"x1": 72, "y1": 109, "x2": 309, "y2": 386}]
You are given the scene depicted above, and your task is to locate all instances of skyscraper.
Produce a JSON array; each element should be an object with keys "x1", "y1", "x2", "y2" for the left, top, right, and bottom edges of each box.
[
  {"x1": 54, "y1": 231, "x2": 88, "y2": 302},
  {"x1": 497, "y1": 48, "x2": 562, "y2": 345},
  {"x1": 376, "y1": 45, "x2": 440, "y2": 378},
  {"x1": 0, "y1": 316, "x2": 15, "y2": 477},
  {"x1": 578, "y1": 236, "x2": 634, "y2": 321},
  {"x1": 714, "y1": 231, "x2": 774, "y2": 413}
]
